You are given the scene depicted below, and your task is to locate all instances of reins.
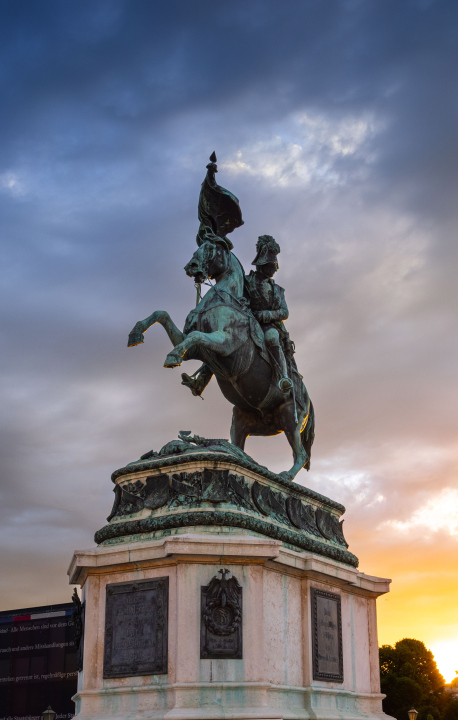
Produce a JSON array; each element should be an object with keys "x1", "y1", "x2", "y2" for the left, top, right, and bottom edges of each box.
[{"x1": 194, "y1": 279, "x2": 213, "y2": 307}]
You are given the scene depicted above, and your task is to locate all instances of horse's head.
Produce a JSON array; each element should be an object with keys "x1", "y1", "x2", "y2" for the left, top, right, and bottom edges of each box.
[{"x1": 184, "y1": 239, "x2": 230, "y2": 284}]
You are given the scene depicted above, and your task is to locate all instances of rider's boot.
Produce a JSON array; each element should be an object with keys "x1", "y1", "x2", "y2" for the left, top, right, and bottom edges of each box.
[
  {"x1": 279, "y1": 376, "x2": 294, "y2": 396},
  {"x1": 269, "y1": 346, "x2": 293, "y2": 397},
  {"x1": 181, "y1": 364, "x2": 214, "y2": 397}
]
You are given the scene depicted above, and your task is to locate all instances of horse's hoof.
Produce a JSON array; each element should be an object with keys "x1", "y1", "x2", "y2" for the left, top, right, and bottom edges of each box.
[
  {"x1": 164, "y1": 351, "x2": 182, "y2": 368},
  {"x1": 128, "y1": 331, "x2": 144, "y2": 347},
  {"x1": 278, "y1": 471, "x2": 293, "y2": 482}
]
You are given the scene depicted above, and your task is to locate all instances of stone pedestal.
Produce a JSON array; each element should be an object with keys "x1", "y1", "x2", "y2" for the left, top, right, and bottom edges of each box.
[{"x1": 68, "y1": 442, "x2": 391, "y2": 720}]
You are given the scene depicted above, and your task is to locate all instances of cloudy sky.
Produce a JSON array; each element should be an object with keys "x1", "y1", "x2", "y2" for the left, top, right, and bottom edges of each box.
[{"x1": 1, "y1": 0, "x2": 457, "y2": 680}]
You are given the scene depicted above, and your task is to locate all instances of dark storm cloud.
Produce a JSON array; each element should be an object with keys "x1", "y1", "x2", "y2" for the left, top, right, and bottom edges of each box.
[{"x1": 1, "y1": 0, "x2": 457, "y2": 615}]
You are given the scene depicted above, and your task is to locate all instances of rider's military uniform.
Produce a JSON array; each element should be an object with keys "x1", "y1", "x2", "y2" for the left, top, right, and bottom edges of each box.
[
  {"x1": 244, "y1": 235, "x2": 293, "y2": 396},
  {"x1": 182, "y1": 234, "x2": 294, "y2": 398},
  {"x1": 246, "y1": 271, "x2": 288, "y2": 338}
]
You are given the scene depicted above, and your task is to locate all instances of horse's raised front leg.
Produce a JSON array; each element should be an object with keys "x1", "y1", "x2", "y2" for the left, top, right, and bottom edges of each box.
[
  {"x1": 164, "y1": 330, "x2": 230, "y2": 368},
  {"x1": 128, "y1": 311, "x2": 184, "y2": 348}
]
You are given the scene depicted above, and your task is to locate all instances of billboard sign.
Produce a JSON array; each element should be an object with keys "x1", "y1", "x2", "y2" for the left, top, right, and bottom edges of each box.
[{"x1": 0, "y1": 603, "x2": 77, "y2": 720}]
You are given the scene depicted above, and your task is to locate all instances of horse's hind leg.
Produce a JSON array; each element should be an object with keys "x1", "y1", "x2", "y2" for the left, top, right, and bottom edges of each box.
[
  {"x1": 278, "y1": 402, "x2": 308, "y2": 481},
  {"x1": 230, "y1": 407, "x2": 251, "y2": 450},
  {"x1": 231, "y1": 407, "x2": 281, "y2": 450}
]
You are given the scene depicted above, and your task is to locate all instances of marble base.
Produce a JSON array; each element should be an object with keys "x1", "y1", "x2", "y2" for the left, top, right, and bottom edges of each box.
[{"x1": 68, "y1": 530, "x2": 391, "y2": 720}]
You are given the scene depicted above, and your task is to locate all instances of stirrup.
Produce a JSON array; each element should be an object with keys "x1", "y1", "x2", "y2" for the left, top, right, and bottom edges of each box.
[
  {"x1": 278, "y1": 376, "x2": 293, "y2": 396},
  {"x1": 181, "y1": 373, "x2": 203, "y2": 397}
]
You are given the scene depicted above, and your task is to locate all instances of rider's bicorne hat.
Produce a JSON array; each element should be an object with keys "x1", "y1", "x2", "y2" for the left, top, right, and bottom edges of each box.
[
  {"x1": 197, "y1": 152, "x2": 244, "y2": 250},
  {"x1": 251, "y1": 235, "x2": 280, "y2": 266}
]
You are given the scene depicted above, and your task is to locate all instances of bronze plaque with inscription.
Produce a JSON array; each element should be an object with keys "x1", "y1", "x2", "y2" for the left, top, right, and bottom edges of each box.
[
  {"x1": 103, "y1": 577, "x2": 168, "y2": 678},
  {"x1": 311, "y1": 587, "x2": 343, "y2": 682}
]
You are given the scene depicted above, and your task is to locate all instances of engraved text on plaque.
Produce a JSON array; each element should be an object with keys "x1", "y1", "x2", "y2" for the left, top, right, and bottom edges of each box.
[
  {"x1": 311, "y1": 587, "x2": 343, "y2": 682},
  {"x1": 103, "y1": 577, "x2": 168, "y2": 678}
]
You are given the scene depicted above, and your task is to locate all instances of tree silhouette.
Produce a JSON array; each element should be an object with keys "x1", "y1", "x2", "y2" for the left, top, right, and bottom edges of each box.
[{"x1": 380, "y1": 639, "x2": 445, "y2": 720}]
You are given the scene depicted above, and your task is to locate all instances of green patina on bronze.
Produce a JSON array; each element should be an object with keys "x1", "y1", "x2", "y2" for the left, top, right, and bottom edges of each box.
[
  {"x1": 94, "y1": 510, "x2": 358, "y2": 568},
  {"x1": 127, "y1": 154, "x2": 315, "y2": 482},
  {"x1": 112, "y1": 443, "x2": 345, "y2": 514},
  {"x1": 98, "y1": 435, "x2": 356, "y2": 566},
  {"x1": 116, "y1": 155, "x2": 357, "y2": 567}
]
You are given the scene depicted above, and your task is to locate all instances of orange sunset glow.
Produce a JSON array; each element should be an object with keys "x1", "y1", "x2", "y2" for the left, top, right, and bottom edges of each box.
[
  {"x1": 1, "y1": 3, "x2": 458, "y2": 704},
  {"x1": 352, "y1": 510, "x2": 458, "y2": 682},
  {"x1": 367, "y1": 547, "x2": 458, "y2": 680}
]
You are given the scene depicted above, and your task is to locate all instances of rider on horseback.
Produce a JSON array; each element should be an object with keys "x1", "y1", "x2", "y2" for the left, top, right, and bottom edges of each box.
[
  {"x1": 128, "y1": 153, "x2": 314, "y2": 478},
  {"x1": 246, "y1": 235, "x2": 294, "y2": 397},
  {"x1": 181, "y1": 235, "x2": 294, "y2": 399}
]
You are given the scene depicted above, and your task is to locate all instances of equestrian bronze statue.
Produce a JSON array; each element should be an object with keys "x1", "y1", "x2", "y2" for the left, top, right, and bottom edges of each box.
[{"x1": 128, "y1": 153, "x2": 315, "y2": 481}]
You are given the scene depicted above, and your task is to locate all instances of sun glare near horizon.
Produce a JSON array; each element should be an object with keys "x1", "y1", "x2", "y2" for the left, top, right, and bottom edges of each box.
[{"x1": 430, "y1": 639, "x2": 458, "y2": 684}]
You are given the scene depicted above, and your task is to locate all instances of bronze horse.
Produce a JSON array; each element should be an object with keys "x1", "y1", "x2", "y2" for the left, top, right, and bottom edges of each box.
[{"x1": 128, "y1": 238, "x2": 314, "y2": 480}]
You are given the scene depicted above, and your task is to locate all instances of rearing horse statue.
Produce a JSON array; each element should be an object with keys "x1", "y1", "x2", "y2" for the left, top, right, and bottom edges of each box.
[{"x1": 127, "y1": 235, "x2": 315, "y2": 481}]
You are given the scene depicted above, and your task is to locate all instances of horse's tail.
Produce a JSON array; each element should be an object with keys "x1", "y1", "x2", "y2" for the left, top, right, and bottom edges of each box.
[{"x1": 302, "y1": 398, "x2": 315, "y2": 471}]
